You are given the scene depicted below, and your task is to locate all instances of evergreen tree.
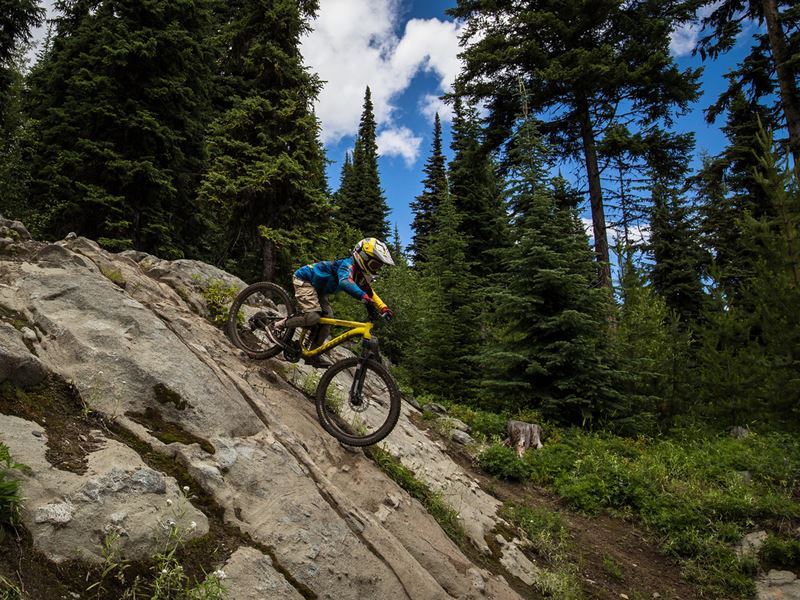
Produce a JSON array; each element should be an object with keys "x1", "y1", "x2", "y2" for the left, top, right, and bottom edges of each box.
[
  {"x1": 0, "y1": 0, "x2": 44, "y2": 124},
  {"x1": 333, "y1": 150, "x2": 358, "y2": 229},
  {"x1": 695, "y1": 127, "x2": 800, "y2": 428},
  {"x1": 336, "y1": 87, "x2": 389, "y2": 239},
  {"x1": 615, "y1": 248, "x2": 693, "y2": 429},
  {"x1": 407, "y1": 194, "x2": 476, "y2": 400},
  {"x1": 199, "y1": 0, "x2": 330, "y2": 281},
  {"x1": 410, "y1": 113, "x2": 448, "y2": 263},
  {"x1": 648, "y1": 187, "x2": 706, "y2": 324},
  {"x1": 479, "y1": 119, "x2": 621, "y2": 424},
  {"x1": 695, "y1": 0, "x2": 800, "y2": 162},
  {"x1": 448, "y1": 97, "x2": 507, "y2": 273},
  {"x1": 696, "y1": 94, "x2": 774, "y2": 298},
  {"x1": 24, "y1": 0, "x2": 215, "y2": 256},
  {"x1": 449, "y1": 0, "x2": 700, "y2": 290}
]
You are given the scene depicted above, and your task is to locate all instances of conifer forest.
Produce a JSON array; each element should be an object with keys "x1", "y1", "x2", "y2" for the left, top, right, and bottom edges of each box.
[{"x1": 1, "y1": 0, "x2": 800, "y2": 597}]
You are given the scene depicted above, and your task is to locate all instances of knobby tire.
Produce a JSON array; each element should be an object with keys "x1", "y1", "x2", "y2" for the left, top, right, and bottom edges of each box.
[{"x1": 315, "y1": 357, "x2": 401, "y2": 446}]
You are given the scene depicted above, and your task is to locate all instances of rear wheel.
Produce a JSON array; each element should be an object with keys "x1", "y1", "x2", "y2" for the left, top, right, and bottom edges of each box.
[
  {"x1": 226, "y1": 282, "x2": 294, "y2": 359},
  {"x1": 315, "y1": 357, "x2": 401, "y2": 446}
]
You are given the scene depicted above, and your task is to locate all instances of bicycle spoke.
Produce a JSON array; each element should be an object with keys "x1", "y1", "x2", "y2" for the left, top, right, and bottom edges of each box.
[{"x1": 321, "y1": 363, "x2": 393, "y2": 440}]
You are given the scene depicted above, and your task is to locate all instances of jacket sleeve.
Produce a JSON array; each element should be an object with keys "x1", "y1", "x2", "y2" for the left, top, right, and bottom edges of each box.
[
  {"x1": 370, "y1": 291, "x2": 387, "y2": 311},
  {"x1": 337, "y1": 261, "x2": 369, "y2": 301}
]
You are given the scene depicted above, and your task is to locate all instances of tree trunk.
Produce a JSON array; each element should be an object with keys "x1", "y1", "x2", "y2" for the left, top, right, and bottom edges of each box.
[
  {"x1": 577, "y1": 95, "x2": 612, "y2": 290},
  {"x1": 261, "y1": 238, "x2": 276, "y2": 282},
  {"x1": 761, "y1": 0, "x2": 800, "y2": 163}
]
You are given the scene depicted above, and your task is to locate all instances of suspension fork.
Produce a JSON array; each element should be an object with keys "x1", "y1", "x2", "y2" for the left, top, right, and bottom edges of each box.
[{"x1": 350, "y1": 337, "x2": 380, "y2": 404}]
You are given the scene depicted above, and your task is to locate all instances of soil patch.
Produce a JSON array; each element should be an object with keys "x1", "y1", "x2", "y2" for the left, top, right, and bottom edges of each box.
[
  {"x1": 126, "y1": 407, "x2": 215, "y2": 454},
  {"x1": 0, "y1": 378, "x2": 105, "y2": 474},
  {"x1": 411, "y1": 415, "x2": 701, "y2": 600}
]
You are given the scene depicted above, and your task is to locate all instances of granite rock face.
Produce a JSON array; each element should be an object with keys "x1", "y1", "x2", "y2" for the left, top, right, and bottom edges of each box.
[{"x1": 0, "y1": 228, "x2": 525, "y2": 599}]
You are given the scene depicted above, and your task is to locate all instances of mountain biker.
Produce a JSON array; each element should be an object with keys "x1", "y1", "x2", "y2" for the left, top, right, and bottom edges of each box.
[{"x1": 270, "y1": 238, "x2": 395, "y2": 367}]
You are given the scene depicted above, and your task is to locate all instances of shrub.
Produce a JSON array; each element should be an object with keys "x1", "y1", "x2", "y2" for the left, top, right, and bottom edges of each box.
[
  {"x1": 477, "y1": 444, "x2": 528, "y2": 481},
  {"x1": 0, "y1": 443, "x2": 24, "y2": 529},
  {"x1": 760, "y1": 534, "x2": 800, "y2": 570},
  {"x1": 201, "y1": 279, "x2": 240, "y2": 327}
]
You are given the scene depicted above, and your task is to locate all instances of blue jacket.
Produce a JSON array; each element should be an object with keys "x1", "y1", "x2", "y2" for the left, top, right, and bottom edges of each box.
[{"x1": 294, "y1": 257, "x2": 387, "y2": 309}]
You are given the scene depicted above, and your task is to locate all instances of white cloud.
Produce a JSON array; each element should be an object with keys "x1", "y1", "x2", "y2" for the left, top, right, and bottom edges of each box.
[
  {"x1": 301, "y1": 0, "x2": 464, "y2": 143},
  {"x1": 376, "y1": 126, "x2": 423, "y2": 166},
  {"x1": 419, "y1": 94, "x2": 453, "y2": 123},
  {"x1": 669, "y1": 23, "x2": 700, "y2": 57}
]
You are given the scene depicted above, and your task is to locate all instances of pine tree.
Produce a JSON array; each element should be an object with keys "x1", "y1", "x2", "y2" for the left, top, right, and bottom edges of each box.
[
  {"x1": 24, "y1": 0, "x2": 215, "y2": 256},
  {"x1": 696, "y1": 94, "x2": 774, "y2": 298},
  {"x1": 479, "y1": 119, "x2": 621, "y2": 424},
  {"x1": 696, "y1": 0, "x2": 800, "y2": 161},
  {"x1": 199, "y1": 0, "x2": 330, "y2": 281},
  {"x1": 407, "y1": 194, "x2": 476, "y2": 400},
  {"x1": 695, "y1": 127, "x2": 800, "y2": 427},
  {"x1": 336, "y1": 87, "x2": 389, "y2": 239},
  {"x1": 448, "y1": 97, "x2": 507, "y2": 273},
  {"x1": 449, "y1": 0, "x2": 701, "y2": 290},
  {"x1": 410, "y1": 113, "x2": 448, "y2": 263},
  {"x1": 0, "y1": 0, "x2": 44, "y2": 124},
  {"x1": 648, "y1": 187, "x2": 706, "y2": 324}
]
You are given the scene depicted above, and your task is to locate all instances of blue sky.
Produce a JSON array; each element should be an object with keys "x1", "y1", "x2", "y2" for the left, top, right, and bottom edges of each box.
[{"x1": 300, "y1": 0, "x2": 759, "y2": 251}]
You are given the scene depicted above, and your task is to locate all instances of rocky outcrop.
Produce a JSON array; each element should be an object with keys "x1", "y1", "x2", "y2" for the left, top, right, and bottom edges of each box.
[{"x1": 0, "y1": 230, "x2": 526, "y2": 599}]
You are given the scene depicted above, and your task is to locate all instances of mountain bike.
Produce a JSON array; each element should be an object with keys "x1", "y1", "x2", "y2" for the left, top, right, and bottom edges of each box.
[{"x1": 226, "y1": 281, "x2": 401, "y2": 446}]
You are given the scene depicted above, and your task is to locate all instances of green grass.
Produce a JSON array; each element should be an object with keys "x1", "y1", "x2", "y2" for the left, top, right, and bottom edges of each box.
[
  {"x1": 100, "y1": 266, "x2": 126, "y2": 288},
  {"x1": 0, "y1": 443, "x2": 24, "y2": 530},
  {"x1": 498, "y1": 503, "x2": 572, "y2": 563},
  {"x1": 509, "y1": 427, "x2": 800, "y2": 597},
  {"x1": 368, "y1": 446, "x2": 465, "y2": 545}
]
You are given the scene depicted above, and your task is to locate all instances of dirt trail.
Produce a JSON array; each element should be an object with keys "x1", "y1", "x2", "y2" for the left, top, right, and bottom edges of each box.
[{"x1": 422, "y1": 425, "x2": 701, "y2": 600}]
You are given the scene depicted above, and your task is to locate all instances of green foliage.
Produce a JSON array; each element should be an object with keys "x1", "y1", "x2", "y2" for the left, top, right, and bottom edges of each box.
[
  {"x1": 524, "y1": 427, "x2": 800, "y2": 596},
  {"x1": 0, "y1": 575, "x2": 22, "y2": 600},
  {"x1": 405, "y1": 195, "x2": 477, "y2": 400},
  {"x1": 614, "y1": 249, "x2": 694, "y2": 429},
  {"x1": 478, "y1": 120, "x2": 621, "y2": 423},
  {"x1": 693, "y1": 127, "x2": 800, "y2": 428},
  {"x1": 446, "y1": 404, "x2": 507, "y2": 441},
  {"x1": 24, "y1": 0, "x2": 216, "y2": 257},
  {"x1": 369, "y1": 446, "x2": 465, "y2": 545},
  {"x1": 0, "y1": 442, "x2": 24, "y2": 529},
  {"x1": 477, "y1": 444, "x2": 528, "y2": 481},
  {"x1": 89, "y1": 489, "x2": 228, "y2": 599},
  {"x1": 200, "y1": 280, "x2": 240, "y2": 328},
  {"x1": 499, "y1": 503, "x2": 572, "y2": 562},
  {"x1": 410, "y1": 113, "x2": 449, "y2": 264},
  {"x1": 100, "y1": 267, "x2": 126, "y2": 288},
  {"x1": 334, "y1": 87, "x2": 389, "y2": 239},
  {"x1": 448, "y1": 97, "x2": 508, "y2": 275},
  {"x1": 759, "y1": 535, "x2": 800, "y2": 570}
]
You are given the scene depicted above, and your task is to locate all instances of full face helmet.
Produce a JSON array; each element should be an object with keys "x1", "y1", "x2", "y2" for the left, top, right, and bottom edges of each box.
[{"x1": 352, "y1": 238, "x2": 395, "y2": 275}]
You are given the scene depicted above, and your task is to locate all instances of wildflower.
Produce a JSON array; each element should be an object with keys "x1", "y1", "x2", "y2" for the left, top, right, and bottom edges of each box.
[
  {"x1": 212, "y1": 570, "x2": 226, "y2": 580},
  {"x1": 190, "y1": 521, "x2": 197, "y2": 530},
  {"x1": 166, "y1": 499, "x2": 173, "y2": 506},
  {"x1": 182, "y1": 486, "x2": 190, "y2": 493}
]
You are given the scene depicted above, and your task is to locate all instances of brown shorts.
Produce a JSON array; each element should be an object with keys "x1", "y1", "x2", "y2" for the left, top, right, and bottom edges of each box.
[{"x1": 293, "y1": 277, "x2": 331, "y2": 315}]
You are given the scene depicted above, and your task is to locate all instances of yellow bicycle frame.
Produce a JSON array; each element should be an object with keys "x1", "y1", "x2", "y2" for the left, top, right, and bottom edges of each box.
[{"x1": 299, "y1": 317, "x2": 373, "y2": 358}]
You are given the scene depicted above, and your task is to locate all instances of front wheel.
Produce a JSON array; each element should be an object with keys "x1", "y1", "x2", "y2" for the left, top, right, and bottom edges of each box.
[
  {"x1": 315, "y1": 357, "x2": 401, "y2": 446},
  {"x1": 226, "y1": 281, "x2": 293, "y2": 359}
]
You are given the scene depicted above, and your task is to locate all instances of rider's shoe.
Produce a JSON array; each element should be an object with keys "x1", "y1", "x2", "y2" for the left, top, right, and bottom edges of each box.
[{"x1": 303, "y1": 355, "x2": 332, "y2": 369}]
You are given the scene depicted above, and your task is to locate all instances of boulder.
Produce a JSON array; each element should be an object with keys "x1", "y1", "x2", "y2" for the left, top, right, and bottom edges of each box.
[
  {"x1": 0, "y1": 322, "x2": 47, "y2": 388},
  {"x1": 756, "y1": 570, "x2": 800, "y2": 600}
]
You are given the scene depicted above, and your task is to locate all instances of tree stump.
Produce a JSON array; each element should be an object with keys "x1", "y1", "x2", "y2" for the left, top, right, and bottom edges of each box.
[{"x1": 503, "y1": 420, "x2": 543, "y2": 457}]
